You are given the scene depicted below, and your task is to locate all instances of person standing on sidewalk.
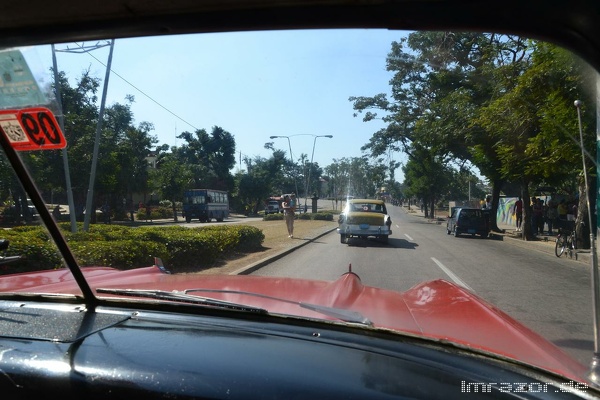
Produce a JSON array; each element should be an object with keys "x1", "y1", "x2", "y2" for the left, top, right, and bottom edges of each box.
[
  {"x1": 282, "y1": 194, "x2": 297, "y2": 238},
  {"x1": 513, "y1": 196, "x2": 523, "y2": 231},
  {"x1": 531, "y1": 197, "x2": 543, "y2": 235}
]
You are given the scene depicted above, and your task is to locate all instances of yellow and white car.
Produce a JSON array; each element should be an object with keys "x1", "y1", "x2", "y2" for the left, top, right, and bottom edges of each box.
[{"x1": 337, "y1": 199, "x2": 392, "y2": 244}]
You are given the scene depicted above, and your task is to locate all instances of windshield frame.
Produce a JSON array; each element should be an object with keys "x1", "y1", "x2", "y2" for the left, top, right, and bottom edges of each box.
[{"x1": 1, "y1": 0, "x2": 600, "y2": 390}]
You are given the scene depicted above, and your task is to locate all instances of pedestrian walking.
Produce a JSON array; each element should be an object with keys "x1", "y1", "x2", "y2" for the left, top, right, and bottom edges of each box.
[
  {"x1": 538, "y1": 199, "x2": 545, "y2": 234},
  {"x1": 513, "y1": 196, "x2": 523, "y2": 231},
  {"x1": 282, "y1": 193, "x2": 296, "y2": 238}
]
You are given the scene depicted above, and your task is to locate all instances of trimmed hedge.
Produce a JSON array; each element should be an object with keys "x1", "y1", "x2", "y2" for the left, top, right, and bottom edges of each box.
[
  {"x1": 0, "y1": 223, "x2": 264, "y2": 275},
  {"x1": 264, "y1": 212, "x2": 334, "y2": 221}
]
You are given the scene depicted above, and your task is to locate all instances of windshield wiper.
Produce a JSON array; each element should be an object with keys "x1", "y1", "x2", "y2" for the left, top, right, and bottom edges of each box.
[
  {"x1": 97, "y1": 288, "x2": 372, "y2": 325},
  {"x1": 95, "y1": 288, "x2": 268, "y2": 314},
  {"x1": 184, "y1": 288, "x2": 373, "y2": 326}
]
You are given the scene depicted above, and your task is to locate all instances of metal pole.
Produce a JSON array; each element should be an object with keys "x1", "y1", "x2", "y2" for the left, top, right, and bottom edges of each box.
[
  {"x1": 51, "y1": 44, "x2": 78, "y2": 233},
  {"x1": 270, "y1": 136, "x2": 299, "y2": 198},
  {"x1": 304, "y1": 135, "x2": 332, "y2": 211},
  {"x1": 83, "y1": 39, "x2": 115, "y2": 231},
  {"x1": 576, "y1": 100, "x2": 600, "y2": 385},
  {"x1": 285, "y1": 136, "x2": 299, "y2": 198},
  {"x1": 304, "y1": 136, "x2": 316, "y2": 211}
]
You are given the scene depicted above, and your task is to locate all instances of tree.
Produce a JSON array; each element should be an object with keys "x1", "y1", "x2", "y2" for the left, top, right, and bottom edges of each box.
[
  {"x1": 175, "y1": 126, "x2": 236, "y2": 191},
  {"x1": 402, "y1": 144, "x2": 453, "y2": 218},
  {"x1": 233, "y1": 151, "x2": 287, "y2": 214},
  {"x1": 350, "y1": 32, "x2": 595, "y2": 237},
  {"x1": 472, "y1": 41, "x2": 594, "y2": 239},
  {"x1": 151, "y1": 152, "x2": 193, "y2": 221}
]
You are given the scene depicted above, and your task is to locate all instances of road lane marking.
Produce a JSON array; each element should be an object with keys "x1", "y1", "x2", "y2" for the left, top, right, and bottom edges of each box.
[
  {"x1": 431, "y1": 257, "x2": 474, "y2": 292},
  {"x1": 404, "y1": 233, "x2": 413, "y2": 241}
]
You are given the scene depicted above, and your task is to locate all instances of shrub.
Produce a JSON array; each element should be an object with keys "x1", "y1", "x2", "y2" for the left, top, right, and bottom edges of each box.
[
  {"x1": 263, "y1": 213, "x2": 284, "y2": 221},
  {"x1": 0, "y1": 230, "x2": 62, "y2": 273},
  {"x1": 268, "y1": 212, "x2": 334, "y2": 221},
  {"x1": 136, "y1": 206, "x2": 172, "y2": 220},
  {"x1": 229, "y1": 225, "x2": 265, "y2": 252},
  {"x1": 68, "y1": 240, "x2": 168, "y2": 270},
  {"x1": 0, "y1": 223, "x2": 265, "y2": 274},
  {"x1": 159, "y1": 200, "x2": 173, "y2": 209},
  {"x1": 312, "y1": 212, "x2": 334, "y2": 221}
]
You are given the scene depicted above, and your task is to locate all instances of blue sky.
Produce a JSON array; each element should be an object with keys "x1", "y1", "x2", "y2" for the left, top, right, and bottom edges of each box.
[{"x1": 26, "y1": 29, "x2": 408, "y2": 179}]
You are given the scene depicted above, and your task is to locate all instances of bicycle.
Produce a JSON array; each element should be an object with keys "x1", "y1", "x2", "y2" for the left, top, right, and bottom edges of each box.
[{"x1": 555, "y1": 225, "x2": 577, "y2": 258}]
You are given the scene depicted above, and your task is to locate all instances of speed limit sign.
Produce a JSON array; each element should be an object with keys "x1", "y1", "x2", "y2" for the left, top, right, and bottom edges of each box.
[{"x1": 0, "y1": 107, "x2": 66, "y2": 151}]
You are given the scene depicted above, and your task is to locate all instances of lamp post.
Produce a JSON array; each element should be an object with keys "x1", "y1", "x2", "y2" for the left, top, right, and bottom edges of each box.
[
  {"x1": 269, "y1": 136, "x2": 299, "y2": 198},
  {"x1": 304, "y1": 135, "x2": 333, "y2": 212}
]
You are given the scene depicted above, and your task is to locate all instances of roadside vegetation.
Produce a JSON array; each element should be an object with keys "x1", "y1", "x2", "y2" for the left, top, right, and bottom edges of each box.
[
  {"x1": 0, "y1": 223, "x2": 265, "y2": 275},
  {"x1": 0, "y1": 32, "x2": 593, "y2": 245},
  {"x1": 263, "y1": 211, "x2": 335, "y2": 221}
]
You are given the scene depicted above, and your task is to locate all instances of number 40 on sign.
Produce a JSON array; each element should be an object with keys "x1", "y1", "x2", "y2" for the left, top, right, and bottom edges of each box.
[{"x1": 0, "y1": 107, "x2": 66, "y2": 151}]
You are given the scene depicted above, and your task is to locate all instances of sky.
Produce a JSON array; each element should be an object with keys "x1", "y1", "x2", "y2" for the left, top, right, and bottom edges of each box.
[{"x1": 22, "y1": 29, "x2": 409, "y2": 180}]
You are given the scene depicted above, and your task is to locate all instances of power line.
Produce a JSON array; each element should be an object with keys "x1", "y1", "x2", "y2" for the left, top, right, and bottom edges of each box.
[
  {"x1": 57, "y1": 42, "x2": 253, "y2": 163},
  {"x1": 65, "y1": 42, "x2": 199, "y2": 132}
]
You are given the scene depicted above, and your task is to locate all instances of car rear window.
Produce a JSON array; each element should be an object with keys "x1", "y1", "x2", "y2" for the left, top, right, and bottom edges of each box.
[
  {"x1": 349, "y1": 203, "x2": 386, "y2": 213},
  {"x1": 460, "y1": 209, "x2": 482, "y2": 218}
]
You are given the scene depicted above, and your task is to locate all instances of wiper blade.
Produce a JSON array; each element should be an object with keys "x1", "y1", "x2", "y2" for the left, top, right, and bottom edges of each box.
[
  {"x1": 96, "y1": 288, "x2": 371, "y2": 325},
  {"x1": 184, "y1": 289, "x2": 373, "y2": 326},
  {"x1": 96, "y1": 288, "x2": 267, "y2": 314}
]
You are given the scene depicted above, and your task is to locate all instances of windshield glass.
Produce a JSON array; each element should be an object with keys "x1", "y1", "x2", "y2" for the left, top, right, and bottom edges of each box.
[{"x1": 0, "y1": 29, "x2": 597, "y2": 383}]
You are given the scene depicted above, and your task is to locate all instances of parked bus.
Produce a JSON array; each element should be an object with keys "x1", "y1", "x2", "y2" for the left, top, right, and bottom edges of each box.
[{"x1": 182, "y1": 189, "x2": 229, "y2": 223}]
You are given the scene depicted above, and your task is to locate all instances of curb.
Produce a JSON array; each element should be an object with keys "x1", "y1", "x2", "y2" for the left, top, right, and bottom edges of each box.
[{"x1": 231, "y1": 227, "x2": 339, "y2": 275}]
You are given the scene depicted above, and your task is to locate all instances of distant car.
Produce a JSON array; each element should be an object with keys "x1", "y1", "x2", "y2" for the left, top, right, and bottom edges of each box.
[
  {"x1": 446, "y1": 207, "x2": 489, "y2": 238},
  {"x1": 337, "y1": 198, "x2": 392, "y2": 244},
  {"x1": 265, "y1": 200, "x2": 281, "y2": 214}
]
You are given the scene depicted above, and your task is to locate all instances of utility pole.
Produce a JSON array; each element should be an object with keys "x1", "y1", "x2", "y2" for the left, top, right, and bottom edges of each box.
[
  {"x1": 57, "y1": 40, "x2": 117, "y2": 231},
  {"x1": 51, "y1": 45, "x2": 77, "y2": 233},
  {"x1": 304, "y1": 135, "x2": 333, "y2": 212},
  {"x1": 270, "y1": 135, "x2": 299, "y2": 198}
]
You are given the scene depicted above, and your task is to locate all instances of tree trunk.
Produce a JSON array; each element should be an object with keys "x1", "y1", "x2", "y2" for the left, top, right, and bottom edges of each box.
[{"x1": 427, "y1": 198, "x2": 433, "y2": 219}]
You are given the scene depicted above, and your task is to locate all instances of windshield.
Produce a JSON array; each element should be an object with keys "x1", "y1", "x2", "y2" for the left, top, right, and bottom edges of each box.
[{"x1": 0, "y1": 28, "x2": 598, "y2": 386}]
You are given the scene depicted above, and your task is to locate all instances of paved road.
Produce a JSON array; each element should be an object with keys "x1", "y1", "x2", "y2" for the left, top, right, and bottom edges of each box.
[
  {"x1": 251, "y1": 203, "x2": 596, "y2": 367},
  {"x1": 408, "y1": 204, "x2": 593, "y2": 265}
]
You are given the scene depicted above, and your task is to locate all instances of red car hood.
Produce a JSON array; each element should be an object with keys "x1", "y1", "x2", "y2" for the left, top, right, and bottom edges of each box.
[{"x1": 0, "y1": 264, "x2": 588, "y2": 382}]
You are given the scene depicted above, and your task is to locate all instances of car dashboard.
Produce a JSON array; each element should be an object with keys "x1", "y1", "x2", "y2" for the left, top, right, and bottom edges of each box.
[{"x1": 0, "y1": 299, "x2": 591, "y2": 399}]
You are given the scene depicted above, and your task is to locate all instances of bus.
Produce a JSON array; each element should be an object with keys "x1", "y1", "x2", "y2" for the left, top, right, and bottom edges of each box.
[{"x1": 182, "y1": 189, "x2": 229, "y2": 223}]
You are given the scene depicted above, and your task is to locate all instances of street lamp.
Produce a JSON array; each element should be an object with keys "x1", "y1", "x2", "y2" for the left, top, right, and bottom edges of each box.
[
  {"x1": 304, "y1": 135, "x2": 333, "y2": 212},
  {"x1": 270, "y1": 136, "x2": 299, "y2": 198}
]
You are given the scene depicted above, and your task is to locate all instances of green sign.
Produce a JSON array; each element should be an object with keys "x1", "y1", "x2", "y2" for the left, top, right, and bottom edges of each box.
[{"x1": 0, "y1": 50, "x2": 47, "y2": 109}]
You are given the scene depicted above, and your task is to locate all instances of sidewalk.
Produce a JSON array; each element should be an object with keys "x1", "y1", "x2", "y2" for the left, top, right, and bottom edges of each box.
[{"x1": 402, "y1": 205, "x2": 592, "y2": 265}]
